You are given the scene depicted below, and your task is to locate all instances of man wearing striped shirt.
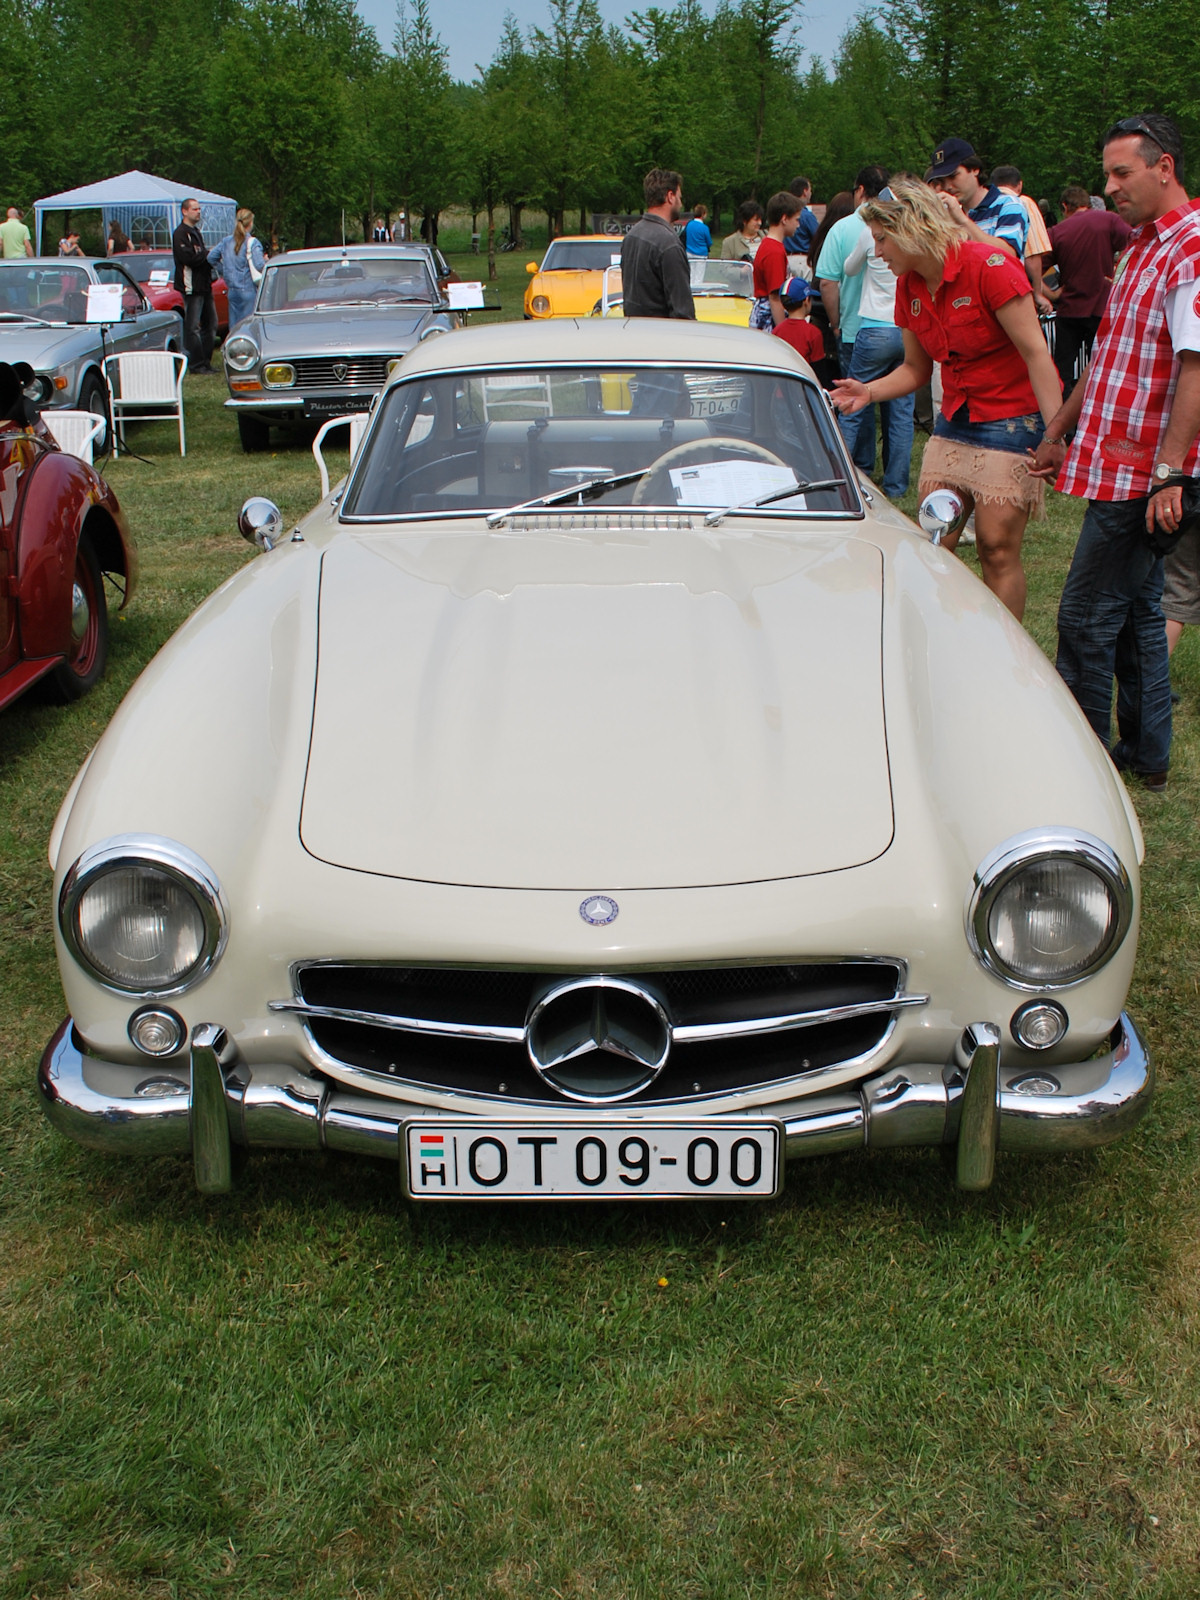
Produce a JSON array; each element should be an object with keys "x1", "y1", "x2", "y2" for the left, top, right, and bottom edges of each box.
[
  {"x1": 1031, "y1": 114, "x2": 1200, "y2": 794},
  {"x1": 926, "y1": 138, "x2": 1028, "y2": 259}
]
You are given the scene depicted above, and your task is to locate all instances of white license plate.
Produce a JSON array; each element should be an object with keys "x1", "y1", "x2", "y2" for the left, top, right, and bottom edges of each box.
[{"x1": 402, "y1": 1120, "x2": 782, "y2": 1200}]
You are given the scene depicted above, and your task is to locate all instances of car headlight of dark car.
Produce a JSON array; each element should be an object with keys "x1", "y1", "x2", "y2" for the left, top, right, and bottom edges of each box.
[
  {"x1": 223, "y1": 335, "x2": 259, "y2": 372},
  {"x1": 968, "y1": 829, "x2": 1132, "y2": 988},
  {"x1": 59, "y1": 836, "x2": 227, "y2": 996},
  {"x1": 23, "y1": 374, "x2": 52, "y2": 403}
]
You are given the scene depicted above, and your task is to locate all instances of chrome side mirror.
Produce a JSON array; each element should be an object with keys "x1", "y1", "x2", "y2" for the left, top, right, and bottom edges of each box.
[
  {"x1": 918, "y1": 488, "x2": 968, "y2": 546},
  {"x1": 238, "y1": 496, "x2": 283, "y2": 551}
]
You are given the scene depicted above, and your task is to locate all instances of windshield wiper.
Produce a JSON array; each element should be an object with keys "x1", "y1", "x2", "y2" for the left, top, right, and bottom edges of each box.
[
  {"x1": 0, "y1": 311, "x2": 54, "y2": 327},
  {"x1": 702, "y1": 476, "x2": 847, "y2": 527},
  {"x1": 486, "y1": 468, "x2": 650, "y2": 527}
]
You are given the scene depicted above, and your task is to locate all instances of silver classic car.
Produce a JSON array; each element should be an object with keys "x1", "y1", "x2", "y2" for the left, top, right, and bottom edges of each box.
[
  {"x1": 222, "y1": 245, "x2": 458, "y2": 451},
  {"x1": 0, "y1": 259, "x2": 182, "y2": 448},
  {"x1": 41, "y1": 321, "x2": 1152, "y2": 1201}
]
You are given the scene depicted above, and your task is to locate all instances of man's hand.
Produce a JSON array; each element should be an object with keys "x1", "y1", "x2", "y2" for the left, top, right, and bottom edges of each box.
[
  {"x1": 1148, "y1": 484, "x2": 1185, "y2": 536},
  {"x1": 1034, "y1": 294, "x2": 1053, "y2": 317},
  {"x1": 1028, "y1": 437, "x2": 1067, "y2": 481},
  {"x1": 939, "y1": 193, "x2": 968, "y2": 225}
]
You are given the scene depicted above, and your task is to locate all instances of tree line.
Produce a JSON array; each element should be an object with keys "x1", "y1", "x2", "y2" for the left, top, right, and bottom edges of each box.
[{"x1": 2, "y1": 0, "x2": 1194, "y2": 270}]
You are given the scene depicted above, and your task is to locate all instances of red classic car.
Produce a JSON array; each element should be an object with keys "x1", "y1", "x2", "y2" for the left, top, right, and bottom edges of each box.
[
  {"x1": 113, "y1": 252, "x2": 230, "y2": 336},
  {"x1": 0, "y1": 410, "x2": 137, "y2": 710}
]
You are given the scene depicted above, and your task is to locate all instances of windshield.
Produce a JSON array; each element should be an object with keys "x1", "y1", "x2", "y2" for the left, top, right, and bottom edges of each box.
[
  {"x1": 541, "y1": 240, "x2": 622, "y2": 272},
  {"x1": 259, "y1": 257, "x2": 437, "y2": 311},
  {"x1": 118, "y1": 254, "x2": 174, "y2": 285},
  {"x1": 689, "y1": 259, "x2": 754, "y2": 296},
  {"x1": 342, "y1": 364, "x2": 857, "y2": 520},
  {"x1": 0, "y1": 263, "x2": 94, "y2": 323}
]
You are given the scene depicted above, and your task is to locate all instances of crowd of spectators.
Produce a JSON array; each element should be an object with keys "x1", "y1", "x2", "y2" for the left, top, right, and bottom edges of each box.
[{"x1": 620, "y1": 113, "x2": 1200, "y2": 793}]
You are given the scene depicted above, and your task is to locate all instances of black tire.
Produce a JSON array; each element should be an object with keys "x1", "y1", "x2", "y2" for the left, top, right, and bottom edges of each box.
[
  {"x1": 78, "y1": 372, "x2": 110, "y2": 454},
  {"x1": 238, "y1": 411, "x2": 270, "y2": 453},
  {"x1": 48, "y1": 539, "x2": 108, "y2": 703}
]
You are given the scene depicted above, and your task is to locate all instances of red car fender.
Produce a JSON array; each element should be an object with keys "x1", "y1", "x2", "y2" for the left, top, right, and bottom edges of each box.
[{"x1": 14, "y1": 443, "x2": 136, "y2": 660}]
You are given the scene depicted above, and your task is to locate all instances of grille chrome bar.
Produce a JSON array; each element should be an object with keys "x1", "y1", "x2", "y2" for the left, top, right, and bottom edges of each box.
[
  {"x1": 292, "y1": 356, "x2": 390, "y2": 387},
  {"x1": 269, "y1": 991, "x2": 928, "y2": 1045},
  {"x1": 269, "y1": 999, "x2": 525, "y2": 1044}
]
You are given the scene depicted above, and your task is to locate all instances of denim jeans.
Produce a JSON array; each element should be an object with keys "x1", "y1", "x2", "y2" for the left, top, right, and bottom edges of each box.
[
  {"x1": 836, "y1": 324, "x2": 914, "y2": 499},
  {"x1": 183, "y1": 291, "x2": 216, "y2": 369},
  {"x1": 1056, "y1": 496, "x2": 1172, "y2": 773}
]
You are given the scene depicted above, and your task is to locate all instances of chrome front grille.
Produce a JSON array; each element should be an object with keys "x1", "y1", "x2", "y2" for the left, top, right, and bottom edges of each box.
[
  {"x1": 291, "y1": 356, "x2": 390, "y2": 388},
  {"x1": 275, "y1": 962, "x2": 923, "y2": 1104}
]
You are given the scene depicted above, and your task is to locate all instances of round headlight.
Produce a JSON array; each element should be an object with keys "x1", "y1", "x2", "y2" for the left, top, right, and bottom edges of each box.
[
  {"x1": 24, "y1": 374, "x2": 51, "y2": 404},
  {"x1": 262, "y1": 362, "x2": 295, "y2": 387},
  {"x1": 969, "y1": 830, "x2": 1132, "y2": 988},
  {"x1": 531, "y1": 295, "x2": 550, "y2": 315},
  {"x1": 60, "y1": 837, "x2": 227, "y2": 996},
  {"x1": 223, "y1": 336, "x2": 258, "y2": 372}
]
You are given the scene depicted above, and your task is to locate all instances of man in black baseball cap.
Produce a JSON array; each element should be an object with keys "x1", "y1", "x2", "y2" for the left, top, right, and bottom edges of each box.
[{"x1": 927, "y1": 137, "x2": 1028, "y2": 258}]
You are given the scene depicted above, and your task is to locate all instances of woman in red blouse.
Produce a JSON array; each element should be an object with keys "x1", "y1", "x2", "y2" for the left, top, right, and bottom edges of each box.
[{"x1": 831, "y1": 176, "x2": 1063, "y2": 618}]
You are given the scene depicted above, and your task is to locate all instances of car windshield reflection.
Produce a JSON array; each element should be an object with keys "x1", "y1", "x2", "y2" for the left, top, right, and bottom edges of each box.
[
  {"x1": 259, "y1": 258, "x2": 438, "y2": 312},
  {"x1": 540, "y1": 241, "x2": 621, "y2": 272},
  {"x1": 0, "y1": 263, "x2": 96, "y2": 325},
  {"x1": 341, "y1": 365, "x2": 859, "y2": 520}
]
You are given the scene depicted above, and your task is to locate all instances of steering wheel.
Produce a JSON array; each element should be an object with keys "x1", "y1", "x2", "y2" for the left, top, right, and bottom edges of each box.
[{"x1": 631, "y1": 436, "x2": 789, "y2": 505}]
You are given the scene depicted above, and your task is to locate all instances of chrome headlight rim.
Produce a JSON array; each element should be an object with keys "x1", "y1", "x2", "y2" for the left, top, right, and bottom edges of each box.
[
  {"x1": 222, "y1": 335, "x2": 259, "y2": 373},
  {"x1": 58, "y1": 834, "x2": 228, "y2": 998},
  {"x1": 261, "y1": 362, "x2": 296, "y2": 388},
  {"x1": 967, "y1": 828, "x2": 1133, "y2": 991}
]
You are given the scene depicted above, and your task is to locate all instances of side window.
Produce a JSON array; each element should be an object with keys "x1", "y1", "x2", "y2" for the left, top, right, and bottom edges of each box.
[{"x1": 94, "y1": 264, "x2": 144, "y2": 315}]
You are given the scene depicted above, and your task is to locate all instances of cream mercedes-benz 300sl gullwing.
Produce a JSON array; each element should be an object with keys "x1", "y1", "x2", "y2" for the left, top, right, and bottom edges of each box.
[{"x1": 41, "y1": 321, "x2": 1152, "y2": 1201}]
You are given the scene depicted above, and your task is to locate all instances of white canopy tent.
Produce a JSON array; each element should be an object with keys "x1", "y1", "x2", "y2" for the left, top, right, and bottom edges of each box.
[{"x1": 32, "y1": 170, "x2": 236, "y2": 256}]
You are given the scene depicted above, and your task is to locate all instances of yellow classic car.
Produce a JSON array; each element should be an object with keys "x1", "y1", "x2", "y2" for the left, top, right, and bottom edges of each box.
[
  {"x1": 595, "y1": 259, "x2": 756, "y2": 326},
  {"x1": 524, "y1": 236, "x2": 624, "y2": 319}
]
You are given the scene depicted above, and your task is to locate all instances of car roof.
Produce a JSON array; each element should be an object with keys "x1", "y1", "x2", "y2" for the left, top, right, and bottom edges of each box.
[
  {"x1": 394, "y1": 316, "x2": 815, "y2": 380},
  {"x1": 544, "y1": 236, "x2": 617, "y2": 245},
  {"x1": 264, "y1": 245, "x2": 434, "y2": 266}
]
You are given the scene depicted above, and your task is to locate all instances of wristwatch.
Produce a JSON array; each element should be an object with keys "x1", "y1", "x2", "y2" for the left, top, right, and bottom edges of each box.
[{"x1": 1153, "y1": 462, "x2": 1175, "y2": 482}]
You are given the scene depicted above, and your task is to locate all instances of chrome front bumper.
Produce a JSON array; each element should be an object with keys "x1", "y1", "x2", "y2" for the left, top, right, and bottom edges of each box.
[{"x1": 39, "y1": 1014, "x2": 1154, "y2": 1194}]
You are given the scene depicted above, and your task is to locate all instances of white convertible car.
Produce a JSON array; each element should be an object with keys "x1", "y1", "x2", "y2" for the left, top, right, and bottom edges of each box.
[{"x1": 40, "y1": 321, "x2": 1152, "y2": 1200}]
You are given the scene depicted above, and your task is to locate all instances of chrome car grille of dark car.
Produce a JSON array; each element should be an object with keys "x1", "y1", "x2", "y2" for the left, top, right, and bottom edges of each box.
[
  {"x1": 277, "y1": 961, "x2": 922, "y2": 1103},
  {"x1": 291, "y1": 357, "x2": 391, "y2": 387}
]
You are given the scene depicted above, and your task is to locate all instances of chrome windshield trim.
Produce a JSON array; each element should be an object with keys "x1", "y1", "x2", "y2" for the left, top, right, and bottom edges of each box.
[{"x1": 269, "y1": 991, "x2": 927, "y2": 1047}]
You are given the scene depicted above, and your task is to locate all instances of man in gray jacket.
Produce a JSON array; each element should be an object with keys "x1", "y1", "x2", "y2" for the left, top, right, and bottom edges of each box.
[{"x1": 620, "y1": 170, "x2": 696, "y2": 320}]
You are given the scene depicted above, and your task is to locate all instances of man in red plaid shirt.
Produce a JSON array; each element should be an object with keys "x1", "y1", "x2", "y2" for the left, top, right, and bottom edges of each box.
[{"x1": 1032, "y1": 113, "x2": 1200, "y2": 794}]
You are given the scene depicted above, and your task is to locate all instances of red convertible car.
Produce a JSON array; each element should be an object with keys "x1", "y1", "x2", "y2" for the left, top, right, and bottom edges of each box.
[
  {"x1": 0, "y1": 370, "x2": 136, "y2": 710},
  {"x1": 113, "y1": 252, "x2": 230, "y2": 336}
]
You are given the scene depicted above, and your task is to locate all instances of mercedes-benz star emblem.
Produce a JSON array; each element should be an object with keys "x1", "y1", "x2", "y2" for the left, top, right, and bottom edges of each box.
[
  {"x1": 579, "y1": 894, "x2": 618, "y2": 926},
  {"x1": 332, "y1": 362, "x2": 349, "y2": 382},
  {"x1": 526, "y1": 977, "x2": 671, "y2": 1102}
]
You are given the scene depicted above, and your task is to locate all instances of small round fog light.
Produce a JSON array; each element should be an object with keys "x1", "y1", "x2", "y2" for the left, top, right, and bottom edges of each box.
[
  {"x1": 1010, "y1": 999, "x2": 1068, "y2": 1051},
  {"x1": 129, "y1": 1006, "x2": 185, "y2": 1057}
]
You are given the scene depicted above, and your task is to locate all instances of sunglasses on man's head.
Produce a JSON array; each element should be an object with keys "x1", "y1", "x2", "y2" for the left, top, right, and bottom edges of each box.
[{"x1": 1109, "y1": 117, "x2": 1174, "y2": 155}]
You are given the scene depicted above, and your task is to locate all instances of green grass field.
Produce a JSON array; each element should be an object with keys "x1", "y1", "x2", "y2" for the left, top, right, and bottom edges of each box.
[{"x1": 2, "y1": 257, "x2": 1200, "y2": 1598}]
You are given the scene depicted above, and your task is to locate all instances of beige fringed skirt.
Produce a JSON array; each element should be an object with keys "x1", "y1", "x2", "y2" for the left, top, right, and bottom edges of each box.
[{"x1": 918, "y1": 433, "x2": 1046, "y2": 520}]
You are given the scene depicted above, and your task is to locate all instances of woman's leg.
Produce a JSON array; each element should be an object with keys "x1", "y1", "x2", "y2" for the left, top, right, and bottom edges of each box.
[{"x1": 971, "y1": 498, "x2": 1030, "y2": 620}]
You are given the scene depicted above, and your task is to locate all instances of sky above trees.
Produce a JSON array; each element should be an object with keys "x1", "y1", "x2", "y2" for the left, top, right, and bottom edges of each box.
[{"x1": 351, "y1": 0, "x2": 847, "y2": 82}]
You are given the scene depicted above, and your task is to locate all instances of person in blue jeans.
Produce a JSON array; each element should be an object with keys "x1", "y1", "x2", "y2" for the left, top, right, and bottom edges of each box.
[
  {"x1": 839, "y1": 213, "x2": 913, "y2": 498},
  {"x1": 1054, "y1": 501, "x2": 1173, "y2": 779}
]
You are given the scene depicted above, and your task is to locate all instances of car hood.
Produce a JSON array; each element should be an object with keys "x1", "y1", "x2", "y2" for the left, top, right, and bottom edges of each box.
[
  {"x1": 0, "y1": 323, "x2": 87, "y2": 366},
  {"x1": 299, "y1": 523, "x2": 894, "y2": 890},
  {"x1": 530, "y1": 269, "x2": 607, "y2": 310},
  {"x1": 254, "y1": 308, "x2": 431, "y2": 351}
]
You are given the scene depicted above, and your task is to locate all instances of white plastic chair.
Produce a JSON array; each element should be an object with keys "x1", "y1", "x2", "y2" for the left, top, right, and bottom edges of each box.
[
  {"x1": 42, "y1": 409, "x2": 107, "y2": 465},
  {"x1": 312, "y1": 412, "x2": 370, "y2": 499},
  {"x1": 103, "y1": 351, "x2": 188, "y2": 458}
]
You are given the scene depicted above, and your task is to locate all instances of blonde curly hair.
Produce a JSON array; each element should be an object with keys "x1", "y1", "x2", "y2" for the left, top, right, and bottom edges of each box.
[{"x1": 861, "y1": 175, "x2": 963, "y2": 262}]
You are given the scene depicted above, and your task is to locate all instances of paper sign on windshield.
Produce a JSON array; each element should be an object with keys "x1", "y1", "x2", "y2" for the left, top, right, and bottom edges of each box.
[
  {"x1": 447, "y1": 281, "x2": 485, "y2": 310},
  {"x1": 148, "y1": 270, "x2": 170, "y2": 286},
  {"x1": 669, "y1": 460, "x2": 806, "y2": 510},
  {"x1": 85, "y1": 283, "x2": 124, "y2": 323}
]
